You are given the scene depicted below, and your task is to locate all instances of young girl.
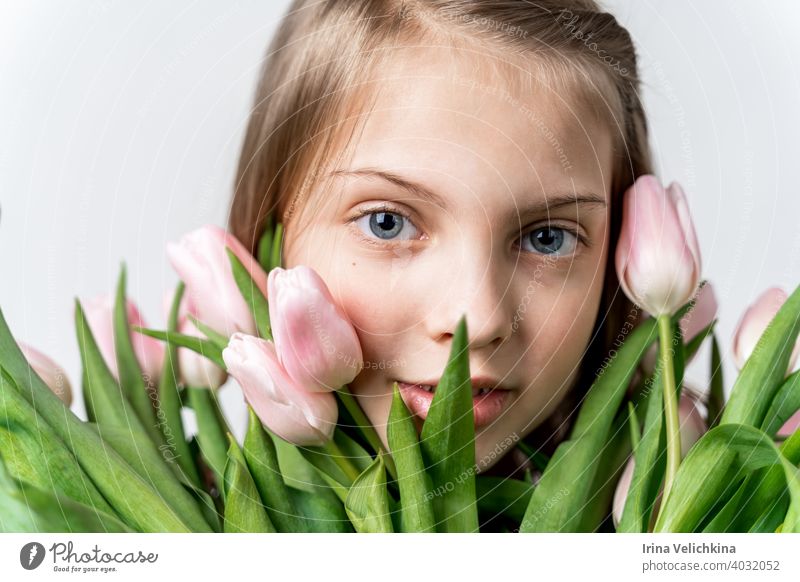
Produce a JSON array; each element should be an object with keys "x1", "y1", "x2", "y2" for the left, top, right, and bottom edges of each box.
[{"x1": 228, "y1": 0, "x2": 651, "y2": 482}]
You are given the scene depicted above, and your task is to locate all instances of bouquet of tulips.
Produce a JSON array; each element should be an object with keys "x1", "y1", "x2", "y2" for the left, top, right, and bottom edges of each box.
[{"x1": 1, "y1": 175, "x2": 798, "y2": 533}]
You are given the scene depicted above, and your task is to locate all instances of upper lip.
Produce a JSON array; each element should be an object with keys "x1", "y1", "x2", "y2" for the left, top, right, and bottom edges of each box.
[{"x1": 399, "y1": 375, "x2": 514, "y2": 392}]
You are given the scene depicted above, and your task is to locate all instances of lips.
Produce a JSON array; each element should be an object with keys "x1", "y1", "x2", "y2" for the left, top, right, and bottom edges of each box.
[
  {"x1": 411, "y1": 383, "x2": 496, "y2": 396},
  {"x1": 396, "y1": 380, "x2": 513, "y2": 428}
]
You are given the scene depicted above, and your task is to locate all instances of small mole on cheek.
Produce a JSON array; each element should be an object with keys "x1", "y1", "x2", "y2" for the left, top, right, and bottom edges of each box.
[{"x1": 352, "y1": 262, "x2": 356, "y2": 266}]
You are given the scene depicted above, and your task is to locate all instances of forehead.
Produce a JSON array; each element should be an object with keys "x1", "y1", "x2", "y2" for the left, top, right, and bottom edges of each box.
[{"x1": 338, "y1": 45, "x2": 615, "y2": 210}]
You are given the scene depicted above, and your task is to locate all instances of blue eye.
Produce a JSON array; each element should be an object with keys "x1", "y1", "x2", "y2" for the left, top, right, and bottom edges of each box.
[
  {"x1": 353, "y1": 208, "x2": 420, "y2": 241},
  {"x1": 520, "y1": 226, "x2": 578, "y2": 256}
]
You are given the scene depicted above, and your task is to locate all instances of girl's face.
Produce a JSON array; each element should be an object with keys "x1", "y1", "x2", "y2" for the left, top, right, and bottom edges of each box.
[{"x1": 283, "y1": 49, "x2": 614, "y2": 471}]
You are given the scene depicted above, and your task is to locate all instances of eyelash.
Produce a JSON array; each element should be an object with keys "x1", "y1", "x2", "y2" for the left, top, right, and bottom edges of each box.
[{"x1": 347, "y1": 203, "x2": 589, "y2": 255}]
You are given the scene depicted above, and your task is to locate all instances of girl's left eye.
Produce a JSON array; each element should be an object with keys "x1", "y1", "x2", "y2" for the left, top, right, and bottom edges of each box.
[
  {"x1": 352, "y1": 207, "x2": 420, "y2": 242},
  {"x1": 519, "y1": 226, "x2": 579, "y2": 256}
]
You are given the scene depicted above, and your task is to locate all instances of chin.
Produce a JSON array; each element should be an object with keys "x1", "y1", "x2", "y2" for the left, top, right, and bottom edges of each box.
[{"x1": 474, "y1": 429, "x2": 521, "y2": 474}]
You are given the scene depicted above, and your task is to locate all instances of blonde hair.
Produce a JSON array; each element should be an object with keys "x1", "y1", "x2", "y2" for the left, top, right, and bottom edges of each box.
[{"x1": 229, "y1": 0, "x2": 652, "y2": 459}]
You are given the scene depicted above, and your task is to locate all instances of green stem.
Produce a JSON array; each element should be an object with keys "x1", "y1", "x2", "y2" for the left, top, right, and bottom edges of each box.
[
  {"x1": 657, "y1": 314, "x2": 681, "y2": 509},
  {"x1": 335, "y1": 385, "x2": 398, "y2": 482},
  {"x1": 324, "y1": 436, "x2": 362, "y2": 484}
]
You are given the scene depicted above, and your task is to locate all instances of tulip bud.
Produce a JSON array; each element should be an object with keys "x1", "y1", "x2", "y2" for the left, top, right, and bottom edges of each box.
[
  {"x1": 18, "y1": 342, "x2": 73, "y2": 406},
  {"x1": 612, "y1": 457, "x2": 636, "y2": 529},
  {"x1": 731, "y1": 287, "x2": 800, "y2": 373},
  {"x1": 616, "y1": 175, "x2": 702, "y2": 316},
  {"x1": 267, "y1": 265, "x2": 363, "y2": 392},
  {"x1": 81, "y1": 295, "x2": 164, "y2": 383},
  {"x1": 222, "y1": 333, "x2": 337, "y2": 446},
  {"x1": 612, "y1": 389, "x2": 707, "y2": 528},
  {"x1": 166, "y1": 225, "x2": 268, "y2": 337}
]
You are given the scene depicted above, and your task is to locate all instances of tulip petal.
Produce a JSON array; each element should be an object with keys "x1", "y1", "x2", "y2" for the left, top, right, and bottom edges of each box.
[
  {"x1": 615, "y1": 175, "x2": 701, "y2": 316},
  {"x1": 223, "y1": 333, "x2": 338, "y2": 446},
  {"x1": 167, "y1": 225, "x2": 268, "y2": 337},
  {"x1": 268, "y1": 266, "x2": 363, "y2": 392}
]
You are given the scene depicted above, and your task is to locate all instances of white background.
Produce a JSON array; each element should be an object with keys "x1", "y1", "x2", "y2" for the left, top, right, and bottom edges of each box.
[
  {"x1": 1, "y1": 0, "x2": 799, "y2": 439},
  {"x1": 1, "y1": 533, "x2": 799, "y2": 581}
]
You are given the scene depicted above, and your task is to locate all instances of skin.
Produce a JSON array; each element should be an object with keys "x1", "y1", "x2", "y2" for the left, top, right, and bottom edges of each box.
[{"x1": 283, "y1": 46, "x2": 614, "y2": 472}]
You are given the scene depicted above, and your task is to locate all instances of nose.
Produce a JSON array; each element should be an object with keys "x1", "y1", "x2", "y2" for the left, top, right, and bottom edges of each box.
[{"x1": 425, "y1": 246, "x2": 514, "y2": 351}]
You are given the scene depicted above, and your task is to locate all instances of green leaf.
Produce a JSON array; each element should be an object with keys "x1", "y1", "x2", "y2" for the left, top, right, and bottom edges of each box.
[
  {"x1": 270, "y1": 222, "x2": 284, "y2": 271},
  {"x1": 761, "y1": 370, "x2": 800, "y2": 438},
  {"x1": 344, "y1": 453, "x2": 394, "y2": 533},
  {"x1": 242, "y1": 406, "x2": 309, "y2": 532},
  {"x1": 113, "y1": 263, "x2": 163, "y2": 445},
  {"x1": 722, "y1": 283, "x2": 800, "y2": 427},
  {"x1": 387, "y1": 381, "x2": 436, "y2": 532},
  {"x1": 256, "y1": 213, "x2": 275, "y2": 274},
  {"x1": 185, "y1": 314, "x2": 229, "y2": 350},
  {"x1": 475, "y1": 476, "x2": 534, "y2": 525},
  {"x1": 617, "y1": 367, "x2": 666, "y2": 532},
  {"x1": 0, "y1": 307, "x2": 204, "y2": 532},
  {"x1": 187, "y1": 387, "x2": 230, "y2": 496},
  {"x1": 520, "y1": 316, "x2": 660, "y2": 532},
  {"x1": 81, "y1": 369, "x2": 96, "y2": 423},
  {"x1": 683, "y1": 319, "x2": 716, "y2": 362},
  {"x1": 156, "y1": 282, "x2": 202, "y2": 488},
  {"x1": 748, "y1": 495, "x2": 790, "y2": 533},
  {"x1": 297, "y1": 427, "x2": 374, "y2": 502},
  {"x1": 333, "y1": 424, "x2": 376, "y2": 475},
  {"x1": 419, "y1": 315, "x2": 478, "y2": 533},
  {"x1": 335, "y1": 385, "x2": 399, "y2": 482},
  {"x1": 77, "y1": 298, "x2": 143, "y2": 432},
  {"x1": 706, "y1": 335, "x2": 725, "y2": 429},
  {"x1": 272, "y1": 434, "x2": 333, "y2": 493},
  {"x1": 222, "y1": 435, "x2": 276, "y2": 532},
  {"x1": 0, "y1": 368, "x2": 116, "y2": 516},
  {"x1": 0, "y1": 453, "x2": 133, "y2": 533},
  {"x1": 76, "y1": 299, "x2": 212, "y2": 531},
  {"x1": 579, "y1": 404, "x2": 633, "y2": 531},
  {"x1": 654, "y1": 424, "x2": 800, "y2": 532},
  {"x1": 287, "y1": 486, "x2": 353, "y2": 532},
  {"x1": 134, "y1": 327, "x2": 226, "y2": 369},
  {"x1": 90, "y1": 423, "x2": 216, "y2": 532},
  {"x1": 702, "y1": 428, "x2": 800, "y2": 532},
  {"x1": 627, "y1": 401, "x2": 641, "y2": 454},
  {"x1": 226, "y1": 247, "x2": 271, "y2": 339},
  {"x1": 515, "y1": 440, "x2": 550, "y2": 472}
]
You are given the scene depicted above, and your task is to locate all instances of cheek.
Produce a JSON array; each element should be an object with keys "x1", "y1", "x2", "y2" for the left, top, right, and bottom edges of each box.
[{"x1": 517, "y1": 285, "x2": 602, "y2": 371}]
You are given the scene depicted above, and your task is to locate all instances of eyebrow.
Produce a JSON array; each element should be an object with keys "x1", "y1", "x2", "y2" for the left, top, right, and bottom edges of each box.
[{"x1": 328, "y1": 167, "x2": 607, "y2": 220}]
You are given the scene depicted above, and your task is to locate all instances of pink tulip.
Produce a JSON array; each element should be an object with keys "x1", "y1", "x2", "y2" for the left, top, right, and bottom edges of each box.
[
  {"x1": 612, "y1": 458, "x2": 637, "y2": 529},
  {"x1": 612, "y1": 389, "x2": 707, "y2": 528},
  {"x1": 166, "y1": 225, "x2": 268, "y2": 337},
  {"x1": 18, "y1": 342, "x2": 73, "y2": 406},
  {"x1": 731, "y1": 287, "x2": 800, "y2": 373},
  {"x1": 677, "y1": 389, "x2": 707, "y2": 456},
  {"x1": 678, "y1": 282, "x2": 719, "y2": 342},
  {"x1": 778, "y1": 410, "x2": 800, "y2": 438},
  {"x1": 616, "y1": 175, "x2": 702, "y2": 316},
  {"x1": 162, "y1": 290, "x2": 228, "y2": 390},
  {"x1": 641, "y1": 282, "x2": 718, "y2": 373},
  {"x1": 81, "y1": 295, "x2": 164, "y2": 383},
  {"x1": 178, "y1": 318, "x2": 228, "y2": 390},
  {"x1": 222, "y1": 333, "x2": 337, "y2": 446},
  {"x1": 267, "y1": 266, "x2": 363, "y2": 392}
]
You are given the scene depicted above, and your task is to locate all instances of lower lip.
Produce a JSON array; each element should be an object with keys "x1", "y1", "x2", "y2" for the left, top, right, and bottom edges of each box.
[{"x1": 396, "y1": 382, "x2": 512, "y2": 428}]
